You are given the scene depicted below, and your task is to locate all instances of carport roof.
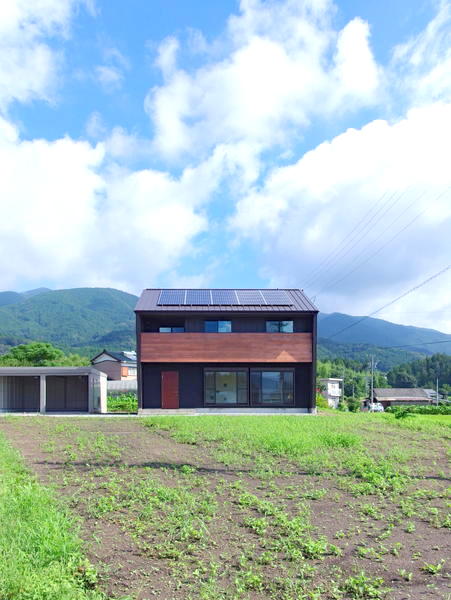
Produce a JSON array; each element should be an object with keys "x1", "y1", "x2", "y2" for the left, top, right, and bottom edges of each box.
[{"x1": 0, "y1": 367, "x2": 106, "y2": 377}]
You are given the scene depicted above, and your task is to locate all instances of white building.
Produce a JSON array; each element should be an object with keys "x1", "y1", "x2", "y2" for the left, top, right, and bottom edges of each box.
[{"x1": 319, "y1": 378, "x2": 343, "y2": 409}]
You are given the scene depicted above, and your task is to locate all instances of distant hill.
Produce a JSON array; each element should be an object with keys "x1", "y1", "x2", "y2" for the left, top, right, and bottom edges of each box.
[
  {"x1": 0, "y1": 287, "x2": 450, "y2": 368},
  {"x1": 318, "y1": 338, "x2": 427, "y2": 372},
  {"x1": 0, "y1": 288, "x2": 138, "y2": 356},
  {"x1": 318, "y1": 312, "x2": 451, "y2": 355}
]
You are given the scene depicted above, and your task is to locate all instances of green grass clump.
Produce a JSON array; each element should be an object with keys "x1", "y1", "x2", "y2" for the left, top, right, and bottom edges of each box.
[
  {"x1": 0, "y1": 433, "x2": 105, "y2": 600},
  {"x1": 107, "y1": 393, "x2": 137, "y2": 413}
]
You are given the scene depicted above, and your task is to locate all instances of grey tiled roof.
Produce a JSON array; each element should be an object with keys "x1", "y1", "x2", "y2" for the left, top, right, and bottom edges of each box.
[
  {"x1": 135, "y1": 289, "x2": 318, "y2": 313},
  {"x1": 374, "y1": 388, "x2": 429, "y2": 399}
]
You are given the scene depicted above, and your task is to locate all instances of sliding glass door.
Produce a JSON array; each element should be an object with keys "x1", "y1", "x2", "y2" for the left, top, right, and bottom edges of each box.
[
  {"x1": 250, "y1": 369, "x2": 295, "y2": 406},
  {"x1": 204, "y1": 370, "x2": 248, "y2": 406}
]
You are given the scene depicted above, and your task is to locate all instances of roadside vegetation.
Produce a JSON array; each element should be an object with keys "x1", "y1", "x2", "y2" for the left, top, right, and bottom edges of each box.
[
  {"x1": 0, "y1": 432, "x2": 106, "y2": 600},
  {"x1": 0, "y1": 413, "x2": 448, "y2": 599},
  {"x1": 107, "y1": 393, "x2": 138, "y2": 413}
]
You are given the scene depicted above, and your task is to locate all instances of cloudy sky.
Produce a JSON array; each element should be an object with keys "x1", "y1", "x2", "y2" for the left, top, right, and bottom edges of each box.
[{"x1": 1, "y1": 0, "x2": 450, "y2": 332}]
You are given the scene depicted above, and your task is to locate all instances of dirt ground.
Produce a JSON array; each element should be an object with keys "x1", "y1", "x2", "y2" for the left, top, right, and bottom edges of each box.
[{"x1": 0, "y1": 416, "x2": 449, "y2": 600}]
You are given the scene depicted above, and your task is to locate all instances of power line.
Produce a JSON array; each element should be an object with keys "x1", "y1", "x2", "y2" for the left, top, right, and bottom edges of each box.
[
  {"x1": 325, "y1": 265, "x2": 451, "y2": 340},
  {"x1": 314, "y1": 187, "x2": 450, "y2": 297},
  {"x1": 385, "y1": 340, "x2": 451, "y2": 349},
  {"x1": 314, "y1": 203, "x2": 426, "y2": 296},
  {"x1": 301, "y1": 190, "x2": 390, "y2": 283},
  {"x1": 304, "y1": 189, "x2": 405, "y2": 288}
]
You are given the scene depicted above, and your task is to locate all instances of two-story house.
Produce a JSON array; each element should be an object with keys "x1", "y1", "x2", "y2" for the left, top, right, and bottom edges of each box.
[{"x1": 135, "y1": 288, "x2": 318, "y2": 412}]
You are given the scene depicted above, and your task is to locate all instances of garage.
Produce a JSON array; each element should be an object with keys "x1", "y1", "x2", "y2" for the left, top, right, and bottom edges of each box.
[
  {"x1": 0, "y1": 367, "x2": 107, "y2": 413},
  {"x1": 46, "y1": 375, "x2": 89, "y2": 412},
  {"x1": 0, "y1": 376, "x2": 40, "y2": 412}
]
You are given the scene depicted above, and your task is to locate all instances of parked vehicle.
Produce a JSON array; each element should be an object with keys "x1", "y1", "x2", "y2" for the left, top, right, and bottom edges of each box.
[{"x1": 368, "y1": 402, "x2": 384, "y2": 412}]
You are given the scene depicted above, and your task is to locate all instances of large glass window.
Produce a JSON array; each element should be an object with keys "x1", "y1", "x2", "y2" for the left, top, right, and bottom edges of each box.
[
  {"x1": 250, "y1": 370, "x2": 294, "y2": 406},
  {"x1": 204, "y1": 320, "x2": 232, "y2": 333},
  {"x1": 159, "y1": 326, "x2": 185, "y2": 333},
  {"x1": 266, "y1": 320, "x2": 293, "y2": 333},
  {"x1": 204, "y1": 370, "x2": 248, "y2": 405}
]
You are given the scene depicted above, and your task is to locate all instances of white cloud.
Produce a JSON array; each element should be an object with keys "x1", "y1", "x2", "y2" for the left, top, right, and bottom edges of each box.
[
  {"x1": 146, "y1": 0, "x2": 381, "y2": 161},
  {"x1": 231, "y1": 102, "x2": 451, "y2": 331},
  {"x1": 0, "y1": 0, "x2": 91, "y2": 111},
  {"x1": 392, "y1": 1, "x2": 451, "y2": 105},
  {"x1": 95, "y1": 47, "x2": 129, "y2": 92},
  {"x1": 0, "y1": 117, "x2": 229, "y2": 291}
]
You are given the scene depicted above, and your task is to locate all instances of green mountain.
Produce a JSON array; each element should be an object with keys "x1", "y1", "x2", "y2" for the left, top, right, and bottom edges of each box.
[
  {"x1": 0, "y1": 288, "x2": 138, "y2": 356},
  {"x1": 318, "y1": 312, "x2": 451, "y2": 355},
  {"x1": 318, "y1": 338, "x2": 427, "y2": 372},
  {"x1": 0, "y1": 287, "x2": 449, "y2": 369}
]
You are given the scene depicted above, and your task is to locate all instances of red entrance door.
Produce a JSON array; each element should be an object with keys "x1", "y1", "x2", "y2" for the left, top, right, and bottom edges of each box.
[{"x1": 161, "y1": 371, "x2": 179, "y2": 409}]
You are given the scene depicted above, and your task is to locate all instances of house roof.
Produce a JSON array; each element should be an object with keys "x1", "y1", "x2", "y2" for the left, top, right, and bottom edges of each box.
[
  {"x1": 373, "y1": 388, "x2": 429, "y2": 399},
  {"x1": 91, "y1": 350, "x2": 137, "y2": 364},
  {"x1": 135, "y1": 289, "x2": 318, "y2": 313}
]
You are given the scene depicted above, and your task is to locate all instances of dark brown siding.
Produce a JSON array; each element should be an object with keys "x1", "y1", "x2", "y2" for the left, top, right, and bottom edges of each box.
[
  {"x1": 142, "y1": 363, "x2": 313, "y2": 409},
  {"x1": 142, "y1": 363, "x2": 313, "y2": 410},
  {"x1": 142, "y1": 315, "x2": 313, "y2": 333},
  {"x1": 141, "y1": 332, "x2": 312, "y2": 363}
]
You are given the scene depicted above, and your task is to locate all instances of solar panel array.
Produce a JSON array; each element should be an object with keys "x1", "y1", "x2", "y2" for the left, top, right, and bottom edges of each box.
[{"x1": 157, "y1": 289, "x2": 292, "y2": 306}]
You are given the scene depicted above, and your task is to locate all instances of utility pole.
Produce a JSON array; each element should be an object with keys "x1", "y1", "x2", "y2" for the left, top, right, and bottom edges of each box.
[
  {"x1": 436, "y1": 377, "x2": 439, "y2": 406},
  {"x1": 342, "y1": 367, "x2": 345, "y2": 407},
  {"x1": 369, "y1": 355, "x2": 377, "y2": 410}
]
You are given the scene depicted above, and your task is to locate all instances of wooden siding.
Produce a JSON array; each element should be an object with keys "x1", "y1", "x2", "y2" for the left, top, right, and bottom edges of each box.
[{"x1": 140, "y1": 332, "x2": 313, "y2": 363}]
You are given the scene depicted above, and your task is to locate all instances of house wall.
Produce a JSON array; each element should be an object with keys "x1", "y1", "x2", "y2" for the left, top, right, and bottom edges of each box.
[
  {"x1": 92, "y1": 360, "x2": 122, "y2": 380},
  {"x1": 141, "y1": 362, "x2": 313, "y2": 410}
]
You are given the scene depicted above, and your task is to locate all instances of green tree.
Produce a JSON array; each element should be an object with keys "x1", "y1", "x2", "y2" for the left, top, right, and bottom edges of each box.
[{"x1": 0, "y1": 342, "x2": 89, "y2": 367}]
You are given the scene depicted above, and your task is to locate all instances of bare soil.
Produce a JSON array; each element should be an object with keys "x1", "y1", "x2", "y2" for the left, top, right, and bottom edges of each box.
[{"x1": 0, "y1": 416, "x2": 449, "y2": 600}]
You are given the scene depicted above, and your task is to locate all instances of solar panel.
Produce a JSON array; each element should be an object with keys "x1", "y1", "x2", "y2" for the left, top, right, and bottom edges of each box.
[
  {"x1": 262, "y1": 290, "x2": 291, "y2": 305},
  {"x1": 186, "y1": 289, "x2": 211, "y2": 305},
  {"x1": 236, "y1": 290, "x2": 264, "y2": 305},
  {"x1": 158, "y1": 289, "x2": 185, "y2": 305},
  {"x1": 211, "y1": 289, "x2": 238, "y2": 304}
]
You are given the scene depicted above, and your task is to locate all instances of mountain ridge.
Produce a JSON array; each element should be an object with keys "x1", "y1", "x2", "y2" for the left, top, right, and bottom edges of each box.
[{"x1": 0, "y1": 287, "x2": 449, "y2": 368}]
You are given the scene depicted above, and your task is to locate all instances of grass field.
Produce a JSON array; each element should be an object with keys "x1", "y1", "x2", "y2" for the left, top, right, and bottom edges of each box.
[{"x1": 0, "y1": 413, "x2": 449, "y2": 599}]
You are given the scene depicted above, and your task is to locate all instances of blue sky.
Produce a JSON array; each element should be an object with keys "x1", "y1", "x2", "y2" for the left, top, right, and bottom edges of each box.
[{"x1": 1, "y1": 0, "x2": 451, "y2": 331}]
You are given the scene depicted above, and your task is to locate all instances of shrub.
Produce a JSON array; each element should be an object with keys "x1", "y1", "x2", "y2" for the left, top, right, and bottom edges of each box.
[
  {"x1": 385, "y1": 404, "x2": 451, "y2": 416},
  {"x1": 315, "y1": 393, "x2": 329, "y2": 409},
  {"x1": 337, "y1": 398, "x2": 348, "y2": 411},
  {"x1": 107, "y1": 393, "x2": 137, "y2": 413},
  {"x1": 347, "y1": 397, "x2": 361, "y2": 412}
]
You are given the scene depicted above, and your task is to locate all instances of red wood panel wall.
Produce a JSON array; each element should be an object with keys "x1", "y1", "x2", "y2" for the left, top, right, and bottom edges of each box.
[
  {"x1": 161, "y1": 371, "x2": 179, "y2": 409},
  {"x1": 141, "y1": 333, "x2": 312, "y2": 363}
]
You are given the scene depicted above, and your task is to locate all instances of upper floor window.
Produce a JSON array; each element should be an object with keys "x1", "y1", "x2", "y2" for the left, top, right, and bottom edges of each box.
[
  {"x1": 159, "y1": 326, "x2": 185, "y2": 333},
  {"x1": 204, "y1": 320, "x2": 232, "y2": 333},
  {"x1": 266, "y1": 320, "x2": 293, "y2": 333}
]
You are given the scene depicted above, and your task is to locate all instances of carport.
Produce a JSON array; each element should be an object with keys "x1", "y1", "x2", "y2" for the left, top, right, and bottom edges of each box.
[{"x1": 0, "y1": 367, "x2": 107, "y2": 413}]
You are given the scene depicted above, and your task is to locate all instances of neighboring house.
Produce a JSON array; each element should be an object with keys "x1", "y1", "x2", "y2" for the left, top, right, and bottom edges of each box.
[
  {"x1": 368, "y1": 388, "x2": 430, "y2": 409},
  {"x1": 135, "y1": 288, "x2": 318, "y2": 412},
  {"x1": 319, "y1": 378, "x2": 343, "y2": 408},
  {"x1": 423, "y1": 388, "x2": 444, "y2": 403},
  {"x1": 91, "y1": 350, "x2": 137, "y2": 381}
]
